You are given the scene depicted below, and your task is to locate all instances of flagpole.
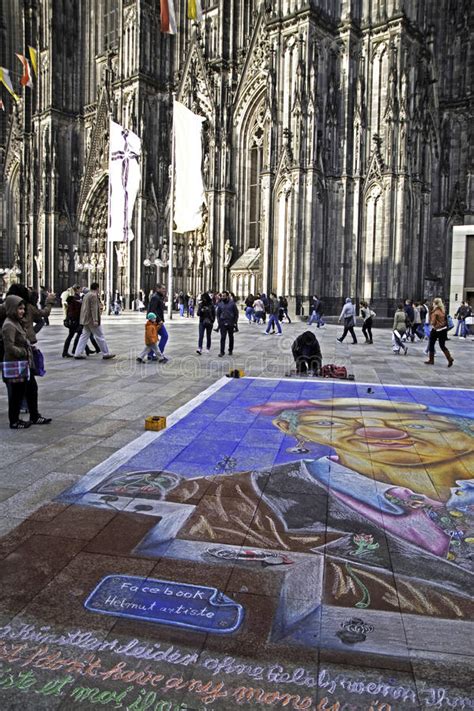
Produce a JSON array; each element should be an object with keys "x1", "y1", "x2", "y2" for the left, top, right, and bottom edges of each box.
[
  {"x1": 167, "y1": 92, "x2": 176, "y2": 320},
  {"x1": 107, "y1": 116, "x2": 113, "y2": 315}
]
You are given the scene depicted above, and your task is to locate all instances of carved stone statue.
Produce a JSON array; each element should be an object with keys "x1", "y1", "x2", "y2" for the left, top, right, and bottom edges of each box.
[
  {"x1": 177, "y1": 241, "x2": 185, "y2": 269},
  {"x1": 115, "y1": 243, "x2": 127, "y2": 269},
  {"x1": 196, "y1": 240, "x2": 204, "y2": 269},
  {"x1": 187, "y1": 238, "x2": 195, "y2": 269},
  {"x1": 147, "y1": 236, "x2": 157, "y2": 263},
  {"x1": 98, "y1": 252, "x2": 106, "y2": 272},
  {"x1": 90, "y1": 252, "x2": 98, "y2": 270},
  {"x1": 63, "y1": 249, "x2": 70, "y2": 273},
  {"x1": 34, "y1": 246, "x2": 43, "y2": 274},
  {"x1": 160, "y1": 242, "x2": 169, "y2": 266},
  {"x1": 74, "y1": 249, "x2": 82, "y2": 271},
  {"x1": 204, "y1": 240, "x2": 212, "y2": 268},
  {"x1": 223, "y1": 238, "x2": 233, "y2": 268}
]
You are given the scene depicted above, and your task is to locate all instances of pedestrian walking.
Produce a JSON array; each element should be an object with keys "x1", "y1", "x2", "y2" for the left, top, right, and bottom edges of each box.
[
  {"x1": 425, "y1": 298, "x2": 454, "y2": 367},
  {"x1": 148, "y1": 284, "x2": 169, "y2": 362},
  {"x1": 136, "y1": 313, "x2": 162, "y2": 363},
  {"x1": 244, "y1": 294, "x2": 255, "y2": 323},
  {"x1": 39, "y1": 285, "x2": 50, "y2": 325},
  {"x1": 253, "y1": 296, "x2": 265, "y2": 324},
  {"x1": 1, "y1": 295, "x2": 52, "y2": 429},
  {"x1": 454, "y1": 301, "x2": 471, "y2": 338},
  {"x1": 404, "y1": 300, "x2": 415, "y2": 342},
  {"x1": 337, "y1": 298, "x2": 357, "y2": 344},
  {"x1": 196, "y1": 293, "x2": 215, "y2": 354},
  {"x1": 265, "y1": 293, "x2": 282, "y2": 335},
  {"x1": 73, "y1": 283, "x2": 115, "y2": 360},
  {"x1": 392, "y1": 303, "x2": 408, "y2": 354},
  {"x1": 360, "y1": 301, "x2": 374, "y2": 343},
  {"x1": 279, "y1": 296, "x2": 292, "y2": 323},
  {"x1": 216, "y1": 291, "x2": 239, "y2": 356}
]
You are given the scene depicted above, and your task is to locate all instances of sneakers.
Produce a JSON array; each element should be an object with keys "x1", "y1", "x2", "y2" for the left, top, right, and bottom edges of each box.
[
  {"x1": 196, "y1": 349, "x2": 202, "y2": 355},
  {"x1": 158, "y1": 356, "x2": 169, "y2": 363},
  {"x1": 103, "y1": 354, "x2": 116, "y2": 360},
  {"x1": 10, "y1": 420, "x2": 32, "y2": 429},
  {"x1": 62, "y1": 353, "x2": 73, "y2": 358},
  {"x1": 136, "y1": 358, "x2": 145, "y2": 363},
  {"x1": 74, "y1": 355, "x2": 87, "y2": 359},
  {"x1": 337, "y1": 338, "x2": 343, "y2": 343},
  {"x1": 218, "y1": 353, "x2": 225, "y2": 357},
  {"x1": 30, "y1": 415, "x2": 52, "y2": 425}
]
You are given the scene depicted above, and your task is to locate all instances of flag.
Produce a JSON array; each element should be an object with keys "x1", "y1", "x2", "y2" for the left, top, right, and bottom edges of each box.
[
  {"x1": 108, "y1": 119, "x2": 141, "y2": 242},
  {"x1": 0, "y1": 100, "x2": 4, "y2": 110},
  {"x1": 160, "y1": 0, "x2": 177, "y2": 34},
  {"x1": 173, "y1": 100, "x2": 206, "y2": 233},
  {"x1": 16, "y1": 54, "x2": 34, "y2": 88},
  {"x1": 0, "y1": 67, "x2": 20, "y2": 101},
  {"x1": 28, "y1": 46, "x2": 37, "y2": 76},
  {"x1": 187, "y1": 0, "x2": 203, "y2": 20}
]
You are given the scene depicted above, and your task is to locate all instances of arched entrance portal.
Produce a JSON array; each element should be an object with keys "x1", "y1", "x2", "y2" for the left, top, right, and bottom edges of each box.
[{"x1": 77, "y1": 175, "x2": 108, "y2": 295}]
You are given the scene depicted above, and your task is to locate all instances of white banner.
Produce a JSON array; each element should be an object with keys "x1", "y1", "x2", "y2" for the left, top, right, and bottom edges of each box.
[
  {"x1": 173, "y1": 100, "x2": 206, "y2": 234},
  {"x1": 108, "y1": 119, "x2": 141, "y2": 242}
]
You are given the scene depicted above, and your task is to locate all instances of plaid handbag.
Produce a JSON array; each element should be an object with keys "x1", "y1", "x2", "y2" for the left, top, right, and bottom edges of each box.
[{"x1": 2, "y1": 360, "x2": 30, "y2": 382}]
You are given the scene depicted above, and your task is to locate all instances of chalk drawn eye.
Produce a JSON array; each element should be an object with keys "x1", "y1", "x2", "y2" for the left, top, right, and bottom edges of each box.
[{"x1": 315, "y1": 420, "x2": 333, "y2": 426}]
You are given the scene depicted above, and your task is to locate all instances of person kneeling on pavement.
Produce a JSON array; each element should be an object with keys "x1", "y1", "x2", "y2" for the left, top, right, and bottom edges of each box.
[{"x1": 292, "y1": 331, "x2": 322, "y2": 375}]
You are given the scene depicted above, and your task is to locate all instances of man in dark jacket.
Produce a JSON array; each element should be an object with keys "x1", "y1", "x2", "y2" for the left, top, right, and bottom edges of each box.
[
  {"x1": 265, "y1": 293, "x2": 282, "y2": 335},
  {"x1": 216, "y1": 291, "x2": 239, "y2": 357},
  {"x1": 292, "y1": 331, "x2": 322, "y2": 374},
  {"x1": 148, "y1": 284, "x2": 168, "y2": 361}
]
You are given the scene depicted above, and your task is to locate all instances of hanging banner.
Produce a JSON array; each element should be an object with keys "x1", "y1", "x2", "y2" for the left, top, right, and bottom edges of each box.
[
  {"x1": 107, "y1": 119, "x2": 141, "y2": 242},
  {"x1": 173, "y1": 100, "x2": 206, "y2": 233}
]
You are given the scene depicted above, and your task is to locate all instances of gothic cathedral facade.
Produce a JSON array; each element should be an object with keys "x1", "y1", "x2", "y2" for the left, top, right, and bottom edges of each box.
[{"x1": 0, "y1": 0, "x2": 472, "y2": 314}]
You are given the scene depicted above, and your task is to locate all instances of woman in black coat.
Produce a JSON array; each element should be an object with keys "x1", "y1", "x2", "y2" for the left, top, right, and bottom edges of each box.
[{"x1": 292, "y1": 331, "x2": 322, "y2": 375}]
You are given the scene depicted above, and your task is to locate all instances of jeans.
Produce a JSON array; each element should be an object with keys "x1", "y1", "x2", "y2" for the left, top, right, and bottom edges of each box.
[
  {"x1": 158, "y1": 325, "x2": 168, "y2": 354},
  {"x1": 428, "y1": 328, "x2": 448, "y2": 356},
  {"x1": 245, "y1": 306, "x2": 254, "y2": 322},
  {"x1": 219, "y1": 323, "x2": 234, "y2": 354},
  {"x1": 179, "y1": 304, "x2": 185, "y2": 317},
  {"x1": 266, "y1": 314, "x2": 282, "y2": 334},
  {"x1": 8, "y1": 375, "x2": 39, "y2": 425},
  {"x1": 455, "y1": 319, "x2": 467, "y2": 337},
  {"x1": 75, "y1": 325, "x2": 110, "y2": 356},
  {"x1": 198, "y1": 322, "x2": 212, "y2": 350},
  {"x1": 63, "y1": 325, "x2": 78, "y2": 356},
  {"x1": 139, "y1": 343, "x2": 159, "y2": 360}
]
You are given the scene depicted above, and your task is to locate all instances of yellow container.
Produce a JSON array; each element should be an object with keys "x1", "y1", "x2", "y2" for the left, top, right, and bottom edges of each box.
[
  {"x1": 228, "y1": 369, "x2": 245, "y2": 378},
  {"x1": 145, "y1": 415, "x2": 167, "y2": 431}
]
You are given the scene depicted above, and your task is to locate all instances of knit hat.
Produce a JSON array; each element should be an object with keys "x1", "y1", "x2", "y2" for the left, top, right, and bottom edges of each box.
[{"x1": 147, "y1": 312, "x2": 157, "y2": 320}]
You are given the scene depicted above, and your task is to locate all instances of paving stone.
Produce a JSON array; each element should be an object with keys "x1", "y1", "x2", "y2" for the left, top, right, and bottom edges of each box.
[{"x1": 0, "y1": 315, "x2": 472, "y2": 708}]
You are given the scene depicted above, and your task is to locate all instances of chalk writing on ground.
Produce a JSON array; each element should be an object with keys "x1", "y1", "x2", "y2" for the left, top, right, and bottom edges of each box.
[
  {"x1": 84, "y1": 575, "x2": 245, "y2": 634},
  {"x1": 0, "y1": 629, "x2": 473, "y2": 709}
]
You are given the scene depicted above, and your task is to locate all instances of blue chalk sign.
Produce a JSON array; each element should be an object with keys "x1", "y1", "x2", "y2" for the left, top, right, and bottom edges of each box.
[{"x1": 84, "y1": 575, "x2": 244, "y2": 634}]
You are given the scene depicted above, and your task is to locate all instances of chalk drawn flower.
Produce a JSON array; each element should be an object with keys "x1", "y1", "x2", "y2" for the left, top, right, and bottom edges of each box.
[{"x1": 352, "y1": 533, "x2": 379, "y2": 556}]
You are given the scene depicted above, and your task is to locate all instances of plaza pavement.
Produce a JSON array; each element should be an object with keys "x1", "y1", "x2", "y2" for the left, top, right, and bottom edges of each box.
[{"x1": 0, "y1": 309, "x2": 473, "y2": 709}]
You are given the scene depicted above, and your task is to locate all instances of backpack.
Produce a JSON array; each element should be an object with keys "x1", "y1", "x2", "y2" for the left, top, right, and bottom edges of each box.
[{"x1": 321, "y1": 364, "x2": 348, "y2": 379}]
